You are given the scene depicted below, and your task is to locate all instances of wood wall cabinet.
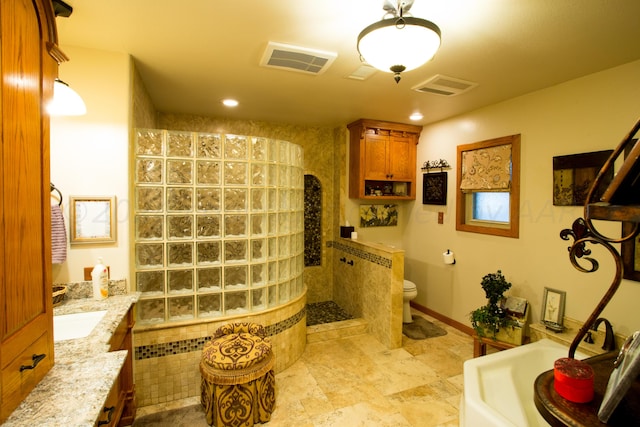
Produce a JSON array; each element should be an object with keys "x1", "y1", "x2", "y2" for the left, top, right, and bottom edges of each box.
[
  {"x1": 348, "y1": 119, "x2": 423, "y2": 200},
  {"x1": 0, "y1": 0, "x2": 63, "y2": 422},
  {"x1": 105, "y1": 305, "x2": 136, "y2": 427}
]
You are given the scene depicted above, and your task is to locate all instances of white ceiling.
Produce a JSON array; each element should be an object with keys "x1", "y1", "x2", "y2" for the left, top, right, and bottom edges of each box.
[{"x1": 55, "y1": 0, "x2": 640, "y2": 127}]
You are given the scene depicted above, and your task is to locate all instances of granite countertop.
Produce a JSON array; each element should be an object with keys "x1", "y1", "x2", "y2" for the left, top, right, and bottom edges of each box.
[
  {"x1": 5, "y1": 293, "x2": 140, "y2": 427},
  {"x1": 53, "y1": 293, "x2": 140, "y2": 363}
]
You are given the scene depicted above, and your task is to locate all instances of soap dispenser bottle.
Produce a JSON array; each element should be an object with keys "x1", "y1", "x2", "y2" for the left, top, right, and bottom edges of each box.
[{"x1": 91, "y1": 257, "x2": 109, "y2": 300}]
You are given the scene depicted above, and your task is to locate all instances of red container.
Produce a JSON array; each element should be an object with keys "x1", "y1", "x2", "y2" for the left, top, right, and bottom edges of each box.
[{"x1": 553, "y1": 357, "x2": 594, "y2": 403}]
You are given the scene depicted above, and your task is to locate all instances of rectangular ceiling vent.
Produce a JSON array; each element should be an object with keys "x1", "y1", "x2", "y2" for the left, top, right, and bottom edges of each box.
[
  {"x1": 347, "y1": 64, "x2": 377, "y2": 81},
  {"x1": 260, "y1": 42, "x2": 337, "y2": 75},
  {"x1": 412, "y1": 74, "x2": 478, "y2": 96}
]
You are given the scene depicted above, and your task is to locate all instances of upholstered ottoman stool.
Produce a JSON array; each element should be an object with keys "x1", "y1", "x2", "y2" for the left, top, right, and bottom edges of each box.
[{"x1": 200, "y1": 323, "x2": 276, "y2": 427}]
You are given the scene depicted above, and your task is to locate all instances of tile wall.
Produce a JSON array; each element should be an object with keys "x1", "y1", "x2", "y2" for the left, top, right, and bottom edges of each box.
[
  {"x1": 331, "y1": 239, "x2": 404, "y2": 349},
  {"x1": 156, "y1": 113, "x2": 341, "y2": 305},
  {"x1": 133, "y1": 291, "x2": 306, "y2": 407}
]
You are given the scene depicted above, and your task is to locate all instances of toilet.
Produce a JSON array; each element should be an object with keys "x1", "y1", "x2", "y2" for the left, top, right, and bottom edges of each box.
[{"x1": 403, "y1": 280, "x2": 418, "y2": 323}]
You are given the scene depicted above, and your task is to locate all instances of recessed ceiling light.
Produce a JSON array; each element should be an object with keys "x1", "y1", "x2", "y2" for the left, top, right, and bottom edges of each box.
[
  {"x1": 221, "y1": 99, "x2": 239, "y2": 107},
  {"x1": 410, "y1": 112, "x2": 423, "y2": 121}
]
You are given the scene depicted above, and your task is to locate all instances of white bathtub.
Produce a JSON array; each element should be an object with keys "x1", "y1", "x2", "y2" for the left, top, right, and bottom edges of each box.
[{"x1": 461, "y1": 339, "x2": 587, "y2": 427}]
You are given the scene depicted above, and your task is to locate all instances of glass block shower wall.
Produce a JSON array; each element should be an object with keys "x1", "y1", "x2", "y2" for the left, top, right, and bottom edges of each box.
[{"x1": 133, "y1": 129, "x2": 305, "y2": 324}]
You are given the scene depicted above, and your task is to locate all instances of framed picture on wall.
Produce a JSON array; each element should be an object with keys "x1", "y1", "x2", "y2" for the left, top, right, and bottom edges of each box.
[
  {"x1": 541, "y1": 287, "x2": 565, "y2": 331},
  {"x1": 70, "y1": 196, "x2": 117, "y2": 245},
  {"x1": 552, "y1": 150, "x2": 613, "y2": 206},
  {"x1": 621, "y1": 222, "x2": 640, "y2": 281},
  {"x1": 620, "y1": 139, "x2": 640, "y2": 282},
  {"x1": 423, "y1": 172, "x2": 447, "y2": 205}
]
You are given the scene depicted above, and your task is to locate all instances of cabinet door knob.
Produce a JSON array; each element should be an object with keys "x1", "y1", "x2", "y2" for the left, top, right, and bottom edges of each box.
[{"x1": 19, "y1": 353, "x2": 46, "y2": 372}]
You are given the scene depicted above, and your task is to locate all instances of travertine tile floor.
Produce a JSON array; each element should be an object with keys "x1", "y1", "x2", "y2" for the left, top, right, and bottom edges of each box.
[{"x1": 133, "y1": 309, "x2": 475, "y2": 427}]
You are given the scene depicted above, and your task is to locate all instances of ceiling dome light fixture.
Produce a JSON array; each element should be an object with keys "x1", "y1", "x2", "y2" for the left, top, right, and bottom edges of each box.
[
  {"x1": 48, "y1": 78, "x2": 87, "y2": 116},
  {"x1": 357, "y1": 0, "x2": 441, "y2": 83}
]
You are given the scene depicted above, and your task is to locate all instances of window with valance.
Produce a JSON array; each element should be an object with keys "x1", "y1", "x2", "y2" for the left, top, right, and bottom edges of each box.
[{"x1": 456, "y1": 134, "x2": 521, "y2": 238}]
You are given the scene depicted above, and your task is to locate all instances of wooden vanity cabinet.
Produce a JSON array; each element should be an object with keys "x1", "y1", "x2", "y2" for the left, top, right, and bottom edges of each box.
[
  {"x1": 105, "y1": 305, "x2": 136, "y2": 426},
  {"x1": 96, "y1": 368, "x2": 122, "y2": 427},
  {"x1": 348, "y1": 119, "x2": 422, "y2": 200},
  {"x1": 0, "y1": 0, "x2": 63, "y2": 422}
]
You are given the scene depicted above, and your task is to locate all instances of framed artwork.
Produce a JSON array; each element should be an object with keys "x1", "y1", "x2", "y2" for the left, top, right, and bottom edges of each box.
[
  {"x1": 621, "y1": 222, "x2": 640, "y2": 281},
  {"x1": 70, "y1": 196, "x2": 117, "y2": 245},
  {"x1": 423, "y1": 172, "x2": 447, "y2": 205},
  {"x1": 359, "y1": 204, "x2": 398, "y2": 227},
  {"x1": 541, "y1": 287, "x2": 565, "y2": 330},
  {"x1": 552, "y1": 150, "x2": 613, "y2": 206},
  {"x1": 598, "y1": 331, "x2": 640, "y2": 422},
  {"x1": 620, "y1": 139, "x2": 640, "y2": 281}
]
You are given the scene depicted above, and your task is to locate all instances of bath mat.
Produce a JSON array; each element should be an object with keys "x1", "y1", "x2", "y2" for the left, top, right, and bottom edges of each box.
[{"x1": 402, "y1": 316, "x2": 447, "y2": 340}]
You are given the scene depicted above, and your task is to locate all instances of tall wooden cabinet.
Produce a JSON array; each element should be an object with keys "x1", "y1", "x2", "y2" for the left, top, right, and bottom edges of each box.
[
  {"x1": 348, "y1": 119, "x2": 422, "y2": 200},
  {"x1": 0, "y1": 0, "x2": 62, "y2": 421}
]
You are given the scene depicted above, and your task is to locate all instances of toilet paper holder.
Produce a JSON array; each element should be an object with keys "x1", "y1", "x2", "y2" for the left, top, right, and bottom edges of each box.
[{"x1": 443, "y1": 249, "x2": 456, "y2": 265}]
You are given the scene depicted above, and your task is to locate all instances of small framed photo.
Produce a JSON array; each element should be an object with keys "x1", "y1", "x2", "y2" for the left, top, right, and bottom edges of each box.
[
  {"x1": 70, "y1": 196, "x2": 117, "y2": 245},
  {"x1": 599, "y1": 331, "x2": 640, "y2": 422},
  {"x1": 541, "y1": 287, "x2": 566, "y2": 330}
]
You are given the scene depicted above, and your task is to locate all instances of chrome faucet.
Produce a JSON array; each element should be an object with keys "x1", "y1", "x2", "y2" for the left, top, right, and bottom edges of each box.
[{"x1": 591, "y1": 318, "x2": 616, "y2": 352}]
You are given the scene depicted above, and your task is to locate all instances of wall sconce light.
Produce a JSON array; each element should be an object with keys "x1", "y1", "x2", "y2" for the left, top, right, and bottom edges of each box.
[
  {"x1": 48, "y1": 78, "x2": 87, "y2": 116},
  {"x1": 357, "y1": 0, "x2": 441, "y2": 83}
]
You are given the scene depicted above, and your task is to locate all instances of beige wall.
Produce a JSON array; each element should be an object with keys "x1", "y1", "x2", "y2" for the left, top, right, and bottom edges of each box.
[
  {"x1": 50, "y1": 45, "x2": 132, "y2": 286},
  {"x1": 344, "y1": 60, "x2": 640, "y2": 338}
]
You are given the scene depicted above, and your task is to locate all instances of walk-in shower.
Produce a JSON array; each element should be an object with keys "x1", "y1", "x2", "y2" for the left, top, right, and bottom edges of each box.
[{"x1": 133, "y1": 129, "x2": 304, "y2": 324}]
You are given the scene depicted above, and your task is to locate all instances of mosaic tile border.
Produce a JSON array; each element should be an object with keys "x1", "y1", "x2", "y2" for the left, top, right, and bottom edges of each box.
[
  {"x1": 134, "y1": 305, "x2": 306, "y2": 360},
  {"x1": 328, "y1": 240, "x2": 392, "y2": 269},
  {"x1": 304, "y1": 174, "x2": 322, "y2": 267}
]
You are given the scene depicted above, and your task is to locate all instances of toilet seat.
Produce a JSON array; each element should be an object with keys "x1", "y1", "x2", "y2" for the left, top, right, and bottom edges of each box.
[
  {"x1": 403, "y1": 279, "x2": 417, "y2": 292},
  {"x1": 402, "y1": 280, "x2": 418, "y2": 324}
]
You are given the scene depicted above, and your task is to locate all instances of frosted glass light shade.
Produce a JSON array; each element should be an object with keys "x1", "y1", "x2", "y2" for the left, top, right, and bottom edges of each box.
[
  {"x1": 357, "y1": 17, "x2": 441, "y2": 73},
  {"x1": 48, "y1": 79, "x2": 86, "y2": 116}
]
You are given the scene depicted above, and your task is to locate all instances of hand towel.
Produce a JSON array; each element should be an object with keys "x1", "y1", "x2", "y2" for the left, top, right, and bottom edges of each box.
[{"x1": 51, "y1": 204, "x2": 67, "y2": 264}]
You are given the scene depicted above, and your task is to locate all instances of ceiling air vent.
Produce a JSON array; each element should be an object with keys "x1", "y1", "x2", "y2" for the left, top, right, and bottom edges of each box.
[
  {"x1": 347, "y1": 64, "x2": 377, "y2": 81},
  {"x1": 412, "y1": 74, "x2": 478, "y2": 96},
  {"x1": 260, "y1": 42, "x2": 337, "y2": 75}
]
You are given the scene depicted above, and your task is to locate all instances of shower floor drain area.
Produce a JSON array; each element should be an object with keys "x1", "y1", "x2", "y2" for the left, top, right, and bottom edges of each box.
[{"x1": 306, "y1": 301, "x2": 354, "y2": 326}]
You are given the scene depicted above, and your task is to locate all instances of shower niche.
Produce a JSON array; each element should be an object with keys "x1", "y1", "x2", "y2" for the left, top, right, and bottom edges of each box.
[{"x1": 133, "y1": 129, "x2": 305, "y2": 324}]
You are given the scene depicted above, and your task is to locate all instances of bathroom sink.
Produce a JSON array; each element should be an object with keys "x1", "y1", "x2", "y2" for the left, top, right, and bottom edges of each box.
[{"x1": 53, "y1": 310, "x2": 108, "y2": 342}]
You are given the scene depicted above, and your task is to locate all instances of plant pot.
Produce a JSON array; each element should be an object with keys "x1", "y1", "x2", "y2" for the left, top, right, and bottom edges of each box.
[
  {"x1": 476, "y1": 302, "x2": 528, "y2": 345},
  {"x1": 494, "y1": 325, "x2": 525, "y2": 345},
  {"x1": 493, "y1": 302, "x2": 529, "y2": 345}
]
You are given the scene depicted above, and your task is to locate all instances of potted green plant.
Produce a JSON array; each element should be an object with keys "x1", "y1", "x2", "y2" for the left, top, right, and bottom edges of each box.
[{"x1": 470, "y1": 270, "x2": 521, "y2": 342}]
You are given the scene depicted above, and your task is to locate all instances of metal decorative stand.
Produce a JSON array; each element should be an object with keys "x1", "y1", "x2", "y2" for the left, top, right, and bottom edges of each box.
[
  {"x1": 534, "y1": 119, "x2": 640, "y2": 426},
  {"x1": 560, "y1": 119, "x2": 640, "y2": 359}
]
